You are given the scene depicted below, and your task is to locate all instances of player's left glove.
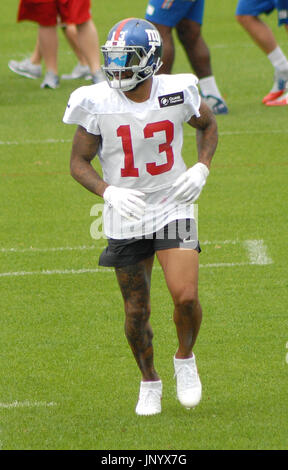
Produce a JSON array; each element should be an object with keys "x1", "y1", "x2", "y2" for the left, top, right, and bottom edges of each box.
[{"x1": 172, "y1": 162, "x2": 209, "y2": 203}]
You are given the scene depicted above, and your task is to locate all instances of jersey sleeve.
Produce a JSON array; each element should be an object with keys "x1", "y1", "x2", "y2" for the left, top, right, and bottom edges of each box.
[
  {"x1": 63, "y1": 86, "x2": 101, "y2": 135},
  {"x1": 182, "y1": 74, "x2": 201, "y2": 122}
]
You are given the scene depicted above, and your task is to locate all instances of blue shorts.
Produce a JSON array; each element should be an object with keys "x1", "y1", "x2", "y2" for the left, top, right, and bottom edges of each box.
[
  {"x1": 145, "y1": 0, "x2": 205, "y2": 27},
  {"x1": 236, "y1": 0, "x2": 288, "y2": 25}
]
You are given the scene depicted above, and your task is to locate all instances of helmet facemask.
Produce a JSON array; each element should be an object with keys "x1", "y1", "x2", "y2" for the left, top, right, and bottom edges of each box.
[{"x1": 102, "y1": 44, "x2": 161, "y2": 91}]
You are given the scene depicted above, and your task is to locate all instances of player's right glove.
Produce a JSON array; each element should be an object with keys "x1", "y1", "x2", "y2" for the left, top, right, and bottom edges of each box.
[
  {"x1": 103, "y1": 185, "x2": 146, "y2": 221},
  {"x1": 172, "y1": 162, "x2": 209, "y2": 203}
]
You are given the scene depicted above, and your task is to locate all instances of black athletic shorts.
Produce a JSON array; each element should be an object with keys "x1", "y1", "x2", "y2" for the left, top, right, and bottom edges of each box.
[{"x1": 99, "y1": 218, "x2": 201, "y2": 268}]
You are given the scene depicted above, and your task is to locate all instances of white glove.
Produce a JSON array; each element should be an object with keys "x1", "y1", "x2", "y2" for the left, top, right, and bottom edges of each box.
[
  {"x1": 172, "y1": 162, "x2": 209, "y2": 203},
  {"x1": 103, "y1": 185, "x2": 146, "y2": 221}
]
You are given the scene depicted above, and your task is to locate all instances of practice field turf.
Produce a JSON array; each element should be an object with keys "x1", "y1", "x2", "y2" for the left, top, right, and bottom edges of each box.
[{"x1": 0, "y1": 0, "x2": 287, "y2": 451}]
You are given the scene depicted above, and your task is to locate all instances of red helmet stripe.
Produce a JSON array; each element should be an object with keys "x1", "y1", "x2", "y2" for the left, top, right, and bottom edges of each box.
[
  {"x1": 114, "y1": 18, "x2": 135, "y2": 41},
  {"x1": 161, "y1": 0, "x2": 175, "y2": 8}
]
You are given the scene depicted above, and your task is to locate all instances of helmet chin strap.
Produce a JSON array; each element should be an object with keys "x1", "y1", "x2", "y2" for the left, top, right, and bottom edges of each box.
[
  {"x1": 110, "y1": 77, "x2": 136, "y2": 91},
  {"x1": 111, "y1": 65, "x2": 152, "y2": 91},
  {"x1": 112, "y1": 75, "x2": 149, "y2": 92},
  {"x1": 121, "y1": 83, "x2": 137, "y2": 92},
  {"x1": 118, "y1": 71, "x2": 152, "y2": 92}
]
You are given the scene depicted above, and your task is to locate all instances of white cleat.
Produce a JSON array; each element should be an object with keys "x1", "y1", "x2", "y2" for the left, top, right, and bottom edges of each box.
[
  {"x1": 135, "y1": 380, "x2": 162, "y2": 416},
  {"x1": 174, "y1": 355, "x2": 202, "y2": 409}
]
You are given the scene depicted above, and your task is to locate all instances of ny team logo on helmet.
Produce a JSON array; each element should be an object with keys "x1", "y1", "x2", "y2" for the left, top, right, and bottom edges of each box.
[{"x1": 101, "y1": 18, "x2": 163, "y2": 91}]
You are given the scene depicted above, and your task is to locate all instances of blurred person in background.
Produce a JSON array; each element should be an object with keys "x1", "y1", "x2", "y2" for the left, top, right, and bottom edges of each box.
[
  {"x1": 236, "y1": 0, "x2": 288, "y2": 106},
  {"x1": 145, "y1": 0, "x2": 228, "y2": 114},
  {"x1": 8, "y1": 0, "x2": 104, "y2": 89}
]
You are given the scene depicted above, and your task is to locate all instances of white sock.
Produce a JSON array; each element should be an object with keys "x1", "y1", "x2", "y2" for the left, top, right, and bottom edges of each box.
[
  {"x1": 199, "y1": 75, "x2": 222, "y2": 99},
  {"x1": 267, "y1": 46, "x2": 288, "y2": 72},
  {"x1": 174, "y1": 355, "x2": 194, "y2": 365},
  {"x1": 140, "y1": 380, "x2": 162, "y2": 393}
]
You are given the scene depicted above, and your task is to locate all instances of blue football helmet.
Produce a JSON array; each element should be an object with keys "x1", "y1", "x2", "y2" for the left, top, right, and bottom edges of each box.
[{"x1": 101, "y1": 18, "x2": 162, "y2": 91}]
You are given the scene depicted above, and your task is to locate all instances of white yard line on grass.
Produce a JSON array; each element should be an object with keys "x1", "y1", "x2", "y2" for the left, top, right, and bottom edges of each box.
[
  {"x1": 0, "y1": 138, "x2": 70, "y2": 145},
  {"x1": 1, "y1": 129, "x2": 288, "y2": 147},
  {"x1": 0, "y1": 401, "x2": 57, "y2": 409},
  {"x1": 201, "y1": 240, "x2": 240, "y2": 245},
  {"x1": 0, "y1": 268, "x2": 114, "y2": 277},
  {"x1": 0, "y1": 245, "x2": 99, "y2": 253},
  {"x1": 0, "y1": 240, "x2": 273, "y2": 277},
  {"x1": 0, "y1": 239, "x2": 267, "y2": 253}
]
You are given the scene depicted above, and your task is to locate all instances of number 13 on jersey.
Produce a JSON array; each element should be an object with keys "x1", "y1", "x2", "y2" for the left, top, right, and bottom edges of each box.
[{"x1": 117, "y1": 120, "x2": 175, "y2": 177}]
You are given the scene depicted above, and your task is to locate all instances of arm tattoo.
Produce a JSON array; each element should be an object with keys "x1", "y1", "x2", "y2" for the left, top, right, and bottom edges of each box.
[
  {"x1": 70, "y1": 126, "x2": 107, "y2": 196},
  {"x1": 188, "y1": 101, "x2": 218, "y2": 168}
]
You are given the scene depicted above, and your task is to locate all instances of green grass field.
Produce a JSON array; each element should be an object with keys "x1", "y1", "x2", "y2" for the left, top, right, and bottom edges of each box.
[{"x1": 1, "y1": 0, "x2": 288, "y2": 451}]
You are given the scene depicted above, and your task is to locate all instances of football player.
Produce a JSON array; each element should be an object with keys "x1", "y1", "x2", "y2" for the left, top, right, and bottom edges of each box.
[
  {"x1": 63, "y1": 18, "x2": 218, "y2": 415},
  {"x1": 236, "y1": 0, "x2": 288, "y2": 106}
]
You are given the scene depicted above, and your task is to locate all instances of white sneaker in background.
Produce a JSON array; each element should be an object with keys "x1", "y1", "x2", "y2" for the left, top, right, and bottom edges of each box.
[
  {"x1": 201, "y1": 94, "x2": 228, "y2": 115},
  {"x1": 61, "y1": 63, "x2": 91, "y2": 80},
  {"x1": 40, "y1": 71, "x2": 60, "y2": 89},
  {"x1": 8, "y1": 58, "x2": 42, "y2": 79},
  {"x1": 91, "y1": 69, "x2": 106, "y2": 84}
]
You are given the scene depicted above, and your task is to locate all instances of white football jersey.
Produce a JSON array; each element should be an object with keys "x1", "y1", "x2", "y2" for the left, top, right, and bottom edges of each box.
[{"x1": 63, "y1": 73, "x2": 201, "y2": 238}]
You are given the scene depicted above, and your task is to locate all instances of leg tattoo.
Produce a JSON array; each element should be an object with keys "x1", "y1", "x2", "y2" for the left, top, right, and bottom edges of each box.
[{"x1": 115, "y1": 259, "x2": 159, "y2": 381}]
